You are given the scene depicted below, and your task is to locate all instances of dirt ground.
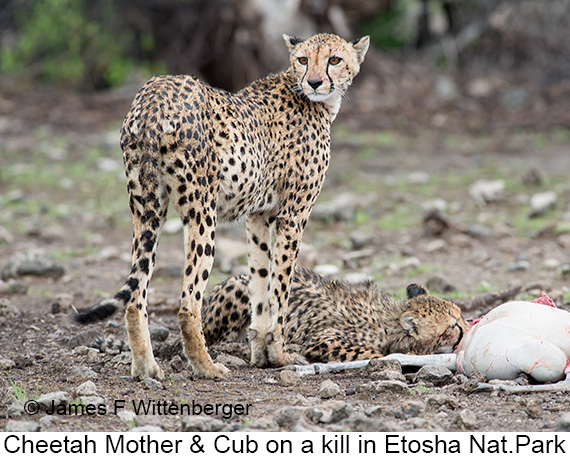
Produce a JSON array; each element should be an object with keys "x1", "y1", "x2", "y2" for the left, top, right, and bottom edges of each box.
[{"x1": 1, "y1": 60, "x2": 570, "y2": 433}]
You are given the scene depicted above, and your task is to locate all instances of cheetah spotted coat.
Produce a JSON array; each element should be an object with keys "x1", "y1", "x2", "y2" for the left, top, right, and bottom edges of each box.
[{"x1": 76, "y1": 33, "x2": 370, "y2": 380}]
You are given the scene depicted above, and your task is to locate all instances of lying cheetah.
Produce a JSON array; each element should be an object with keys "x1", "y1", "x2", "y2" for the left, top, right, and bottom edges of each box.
[
  {"x1": 76, "y1": 33, "x2": 370, "y2": 380},
  {"x1": 203, "y1": 267, "x2": 470, "y2": 362}
]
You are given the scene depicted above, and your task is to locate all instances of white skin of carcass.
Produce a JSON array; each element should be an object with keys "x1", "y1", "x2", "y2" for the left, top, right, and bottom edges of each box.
[{"x1": 455, "y1": 301, "x2": 570, "y2": 382}]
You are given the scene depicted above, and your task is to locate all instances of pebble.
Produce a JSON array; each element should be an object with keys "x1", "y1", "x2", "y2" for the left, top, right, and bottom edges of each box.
[
  {"x1": 318, "y1": 380, "x2": 341, "y2": 399},
  {"x1": 555, "y1": 412, "x2": 570, "y2": 431},
  {"x1": 356, "y1": 380, "x2": 408, "y2": 395},
  {"x1": 280, "y1": 370, "x2": 300, "y2": 387},
  {"x1": 529, "y1": 191, "x2": 557, "y2": 217},
  {"x1": 66, "y1": 329, "x2": 102, "y2": 349},
  {"x1": 142, "y1": 377, "x2": 163, "y2": 390},
  {"x1": 508, "y1": 259, "x2": 530, "y2": 272},
  {"x1": 342, "y1": 249, "x2": 374, "y2": 269},
  {"x1": 215, "y1": 353, "x2": 248, "y2": 369},
  {"x1": 0, "y1": 279, "x2": 28, "y2": 296},
  {"x1": 341, "y1": 414, "x2": 403, "y2": 432},
  {"x1": 349, "y1": 230, "x2": 373, "y2": 250},
  {"x1": 1, "y1": 252, "x2": 65, "y2": 280},
  {"x1": 37, "y1": 391, "x2": 70, "y2": 411},
  {"x1": 316, "y1": 401, "x2": 353, "y2": 424},
  {"x1": 80, "y1": 396, "x2": 105, "y2": 409},
  {"x1": 413, "y1": 365, "x2": 454, "y2": 386},
  {"x1": 272, "y1": 406, "x2": 310, "y2": 429},
  {"x1": 75, "y1": 381, "x2": 97, "y2": 397},
  {"x1": 181, "y1": 416, "x2": 226, "y2": 432},
  {"x1": 453, "y1": 409, "x2": 478, "y2": 430},
  {"x1": 118, "y1": 410, "x2": 137, "y2": 427},
  {"x1": 149, "y1": 325, "x2": 170, "y2": 342},
  {"x1": 170, "y1": 355, "x2": 188, "y2": 373},
  {"x1": 66, "y1": 365, "x2": 99, "y2": 381},
  {"x1": 130, "y1": 425, "x2": 164, "y2": 432},
  {"x1": 0, "y1": 354, "x2": 16, "y2": 370},
  {"x1": 469, "y1": 179, "x2": 505, "y2": 205},
  {"x1": 426, "y1": 275, "x2": 457, "y2": 293},
  {"x1": 5, "y1": 420, "x2": 40, "y2": 432},
  {"x1": 314, "y1": 264, "x2": 340, "y2": 276},
  {"x1": 311, "y1": 193, "x2": 359, "y2": 222},
  {"x1": 525, "y1": 399, "x2": 542, "y2": 419},
  {"x1": 7, "y1": 400, "x2": 26, "y2": 418}
]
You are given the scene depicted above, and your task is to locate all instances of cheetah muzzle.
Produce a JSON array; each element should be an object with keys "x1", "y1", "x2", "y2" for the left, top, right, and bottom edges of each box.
[{"x1": 75, "y1": 33, "x2": 369, "y2": 380}]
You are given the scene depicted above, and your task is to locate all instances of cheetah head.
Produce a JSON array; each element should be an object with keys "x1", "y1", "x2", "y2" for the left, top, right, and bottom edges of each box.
[
  {"x1": 283, "y1": 33, "x2": 369, "y2": 107},
  {"x1": 397, "y1": 283, "x2": 470, "y2": 354}
]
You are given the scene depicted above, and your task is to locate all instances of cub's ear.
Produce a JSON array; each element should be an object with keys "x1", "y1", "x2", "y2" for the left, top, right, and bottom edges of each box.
[
  {"x1": 406, "y1": 283, "x2": 428, "y2": 299},
  {"x1": 351, "y1": 36, "x2": 370, "y2": 64},
  {"x1": 283, "y1": 34, "x2": 304, "y2": 52},
  {"x1": 400, "y1": 312, "x2": 419, "y2": 336}
]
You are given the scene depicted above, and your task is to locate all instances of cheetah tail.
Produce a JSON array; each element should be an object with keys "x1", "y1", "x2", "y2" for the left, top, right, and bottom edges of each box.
[{"x1": 74, "y1": 298, "x2": 120, "y2": 324}]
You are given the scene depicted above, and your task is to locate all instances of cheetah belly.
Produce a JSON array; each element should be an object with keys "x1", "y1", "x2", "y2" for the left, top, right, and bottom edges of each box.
[{"x1": 217, "y1": 162, "x2": 279, "y2": 222}]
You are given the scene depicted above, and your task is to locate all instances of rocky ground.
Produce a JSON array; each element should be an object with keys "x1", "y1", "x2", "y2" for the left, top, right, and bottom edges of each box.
[{"x1": 1, "y1": 74, "x2": 570, "y2": 433}]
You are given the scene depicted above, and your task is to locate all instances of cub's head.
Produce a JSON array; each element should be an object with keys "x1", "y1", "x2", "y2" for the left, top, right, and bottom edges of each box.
[
  {"x1": 283, "y1": 33, "x2": 369, "y2": 106},
  {"x1": 396, "y1": 284, "x2": 470, "y2": 354}
]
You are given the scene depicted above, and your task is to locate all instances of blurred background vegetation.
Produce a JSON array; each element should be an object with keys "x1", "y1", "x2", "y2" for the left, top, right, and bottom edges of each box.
[{"x1": 1, "y1": 0, "x2": 568, "y2": 93}]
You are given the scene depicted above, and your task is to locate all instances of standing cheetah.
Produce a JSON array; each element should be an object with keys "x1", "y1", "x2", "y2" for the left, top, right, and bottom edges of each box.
[
  {"x1": 76, "y1": 33, "x2": 369, "y2": 380},
  {"x1": 203, "y1": 267, "x2": 470, "y2": 362}
]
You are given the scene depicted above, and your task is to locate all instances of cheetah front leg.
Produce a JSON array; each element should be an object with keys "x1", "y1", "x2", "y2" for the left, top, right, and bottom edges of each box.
[
  {"x1": 246, "y1": 214, "x2": 274, "y2": 367},
  {"x1": 248, "y1": 215, "x2": 303, "y2": 367},
  {"x1": 178, "y1": 215, "x2": 229, "y2": 379}
]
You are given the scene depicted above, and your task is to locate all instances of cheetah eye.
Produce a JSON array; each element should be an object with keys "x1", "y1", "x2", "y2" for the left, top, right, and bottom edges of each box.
[
  {"x1": 328, "y1": 56, "x2": 342, "y2": 66},
  {"x1": 298, "y1": 57, "x2": 308, "y2": 65}
]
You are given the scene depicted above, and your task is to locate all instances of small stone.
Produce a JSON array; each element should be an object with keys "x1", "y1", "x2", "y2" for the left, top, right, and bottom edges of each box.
[
  {"x1": 314, "y1": 264, "x2": 340, "y2": 276},
  {"x1": 80, "y1": 396, "x2": 105, "y2": 409},
  {"x1": 555, "y1": 412, "x2": 570, "y2": 431},
  {"x1": 75, "y1": 381, "x2": 97, "y2": 397},
  {"x1": 469, "y1": 179, "x2": 505, "y2": 205},
  {"x1": 423, "y1": 239, "x2": 447, "y2": 253},
  {"x1": 66, "y1": 366, "x2": 99, "y2": 381},
  {"x1": 529, "y1": 191, "x2": 557, "y2": 217},
  {"x1": 280, "y1": 370, "x2": 300, "y2": 387},
  {"x1": 37, "y1": 391, "x2": 70, "y2": 411},
  {"x1": 525, "y1": 399, "x2": 542, "y2": 419},
  {"x1": 318, "y1": 380, "x2": 341, "y2": 399},
  {"x1": 0, "y1": 354, "x2": 16, "y2": 370},
  {"x1": 149, "y1": 325, "x2": 170, "y2": 342},
  {"x1": 426, "y1": 394, "x2": 459, "y2": 410},
  {"x1": 5, "y1": 420, "x2": 40, "y2": 432},
  {"x1": 0, "y1": 279, "x2": 28, "y2": 295},
  {"x1": 39, "y1": 416, "x2": 55, "y2": 427},
  {"x1": 7, "y1": 400, "x2": 26, "y2": 418},
  {"x1": 215, "y1": 353, "x2": 248, "y2": 368},
  {"x1": 142, "y1": 377, "x2": 163, "y2": 390},
  {"x1": 414, "y1": 365, "x2": 453, "y2": 386},
  {"x1": 118, "y1": 410, "x2": 137, "y2": 427},
  {"x1": 131, "y1": 425, "x2": 164, "y2": 432},
  {"x1": 453, "y1": 409, "x2": 478, "y2": 430},
  {"x1": 421, "y1": 198, "x2": 448, "y2": 212},
  {"x1": 356, "y1": 380, "x2": 408, "y2": 395},
  {"x1": 508, "y1": 260, "x2": 530, "y2": 272},
  {"x1": 341, "y1": 414, "x2": 403, "y2": 432},
  {"x1": 370, "y1": 370, "x2": 407, "y2": 383},
  {"x1": 66, "y1": 329, "x2": 102, "y2": 348},
  {"x1": 349, "y1": 230, "x2": 373, "y2": 250},
  {"x1": 1, "y1": 252, "x2": 65, "y2": 280},
  {"x1": 543, "y1": 258, "x2": 561, "y2": 270},
  {"x1": 181, "y1": 416, "x2": 226, "y2": 432},
  {"x1": 426, "y1": 275, "x2": 457, "y2": 293},
  {"x1": 401, "y1": 400, "x2": 425, "y2": 418},
  {"x1": 170, "y1": 355, "x2": 188, "y2": 373},
  {"x1": 272, "y1": 406, "x2": 309, "y2": 429}
]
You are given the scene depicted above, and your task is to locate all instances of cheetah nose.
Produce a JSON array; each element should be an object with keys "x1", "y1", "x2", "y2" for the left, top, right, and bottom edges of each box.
[{"x1": 307, "y1": 78, "x2": 323, "y2": 90}]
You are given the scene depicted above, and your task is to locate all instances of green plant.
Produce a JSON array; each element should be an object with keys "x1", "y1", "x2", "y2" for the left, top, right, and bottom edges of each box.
[{"x1": 1, "y1": 0, "x2": 132, "y2": 89}]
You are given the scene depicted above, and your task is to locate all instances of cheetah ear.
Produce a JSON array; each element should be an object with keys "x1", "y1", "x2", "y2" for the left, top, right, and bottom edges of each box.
[
  {"x1": 406, "y1": 283, "x2": 428, "y2": 299},
  {"x1": 400, "y1": 312, "x2": 419, "y2": 336},
  {"x1": 351, "y1": 36, "x2": 370, "y2": 65},
  {"x1": 283, "y1": 34, "x2": 304, "y2": 52}
]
